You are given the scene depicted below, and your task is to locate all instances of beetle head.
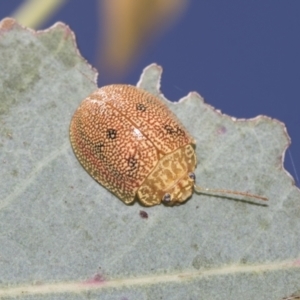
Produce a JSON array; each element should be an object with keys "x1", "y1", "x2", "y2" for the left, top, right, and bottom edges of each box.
[{"x1": 161, "y1": 172, "x2": 196, "y2": 205}]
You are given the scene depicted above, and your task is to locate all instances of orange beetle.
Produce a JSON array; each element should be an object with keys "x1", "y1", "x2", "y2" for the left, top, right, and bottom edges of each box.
[{"x1": 70, "y1": 85, "x2": 267, "y2": 206}]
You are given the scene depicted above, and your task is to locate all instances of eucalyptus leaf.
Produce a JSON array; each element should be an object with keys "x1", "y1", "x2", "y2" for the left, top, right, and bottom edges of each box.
[{"x1": 0, "y1": 18, "x2": 299, "y2": 300}]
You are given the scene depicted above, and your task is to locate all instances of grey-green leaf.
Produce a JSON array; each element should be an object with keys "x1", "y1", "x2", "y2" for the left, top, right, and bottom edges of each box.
[{"x1": 0, "y1": 18, "x2": 299, "y2": 300}]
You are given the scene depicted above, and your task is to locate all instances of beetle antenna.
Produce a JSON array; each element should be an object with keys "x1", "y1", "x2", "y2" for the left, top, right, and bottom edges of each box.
[{"x1": 194, "y1": 185, "x2": 268, "y2": 201}]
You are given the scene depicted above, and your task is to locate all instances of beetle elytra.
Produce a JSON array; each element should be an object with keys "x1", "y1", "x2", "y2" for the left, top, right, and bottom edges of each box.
[{"x1": 70, "y1": 85, "x2": 267, "y2": 206}]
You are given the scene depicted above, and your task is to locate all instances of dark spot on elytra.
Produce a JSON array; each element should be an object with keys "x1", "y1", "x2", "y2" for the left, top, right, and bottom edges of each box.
[
  {"x1": 126, "y1": 156, "x2": 139, "y2": 177},
  {"x1": 95, "y1": 142, "x2": 104, "y2": 153},
  {"x1": 163, "y1": 125, "x2": 185, "y2": 137},
  {"x1": 128, "y1": 156, "x2": 138, "y2": 170},
  {"x1": 175, "y1": 126, "x2": 184, "y2": 136},
  {"x1": 164, "y1": 124, "x2": 173, "y2": 134},
  {"x1": 107, "y1": 129, "x2": 117, "y2": 139},
  {"x1": 94, "y1": 142, "x2": 105, "y2": 160},
  {"x1": 136, "y1": 103, "x2": 147, "y2": 112}
]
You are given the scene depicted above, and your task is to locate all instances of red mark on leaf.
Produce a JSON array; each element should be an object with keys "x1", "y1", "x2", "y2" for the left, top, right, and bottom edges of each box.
[
  {"x1": 139, "y1": 210, "x2": 148, "y2": 219},
  {"x1": 216, "y1": 125, "x2": 227, "y2": 135},
  {"x1": 83, "y1": 273, "x2": 105, "y2": 286}
]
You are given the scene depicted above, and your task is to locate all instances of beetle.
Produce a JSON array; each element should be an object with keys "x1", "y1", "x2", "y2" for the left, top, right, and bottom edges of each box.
[{"x1": 70, "y1": 85, "x2": 267, "y2": 206}]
